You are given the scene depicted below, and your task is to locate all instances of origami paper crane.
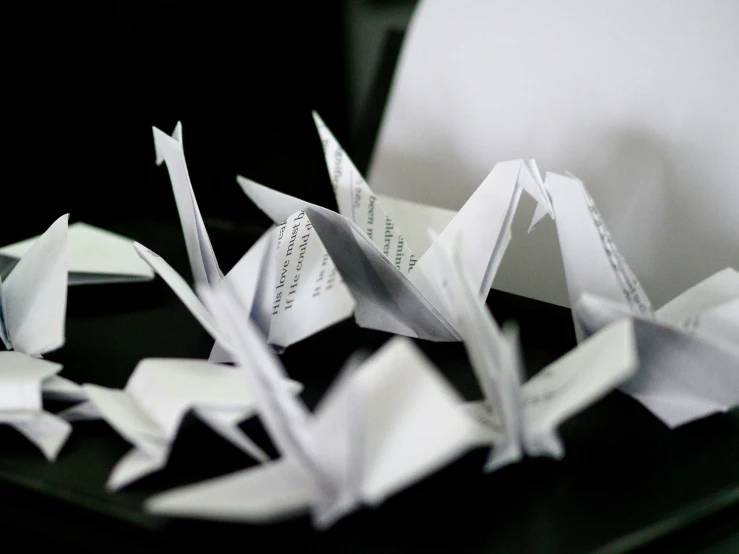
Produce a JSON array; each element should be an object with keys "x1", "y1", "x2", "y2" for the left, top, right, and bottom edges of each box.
[
  {"x1": 433, "y1": 235, "x2": 638, "y2": 470},
  {"x1": 62, "y1": 357, "x2": 301, "y2": 490},
  {"x1": 543, "y1": 171, "x2": 739, "y2": 427},
  {"x1": 145, "y1": 279, "x2": 491, "y2": 528},
  {"x1": 0, "y1": 222, "x2": 154, "y2": 284},
  {"x1": 237, "y1": 113, "x2": 552, "y2": 341},
  {"x1": 1, "y1": 215, "x2": 68, "y2": 357},
  {"x1": 0, "y1": 214, "x2": 84, "y2": 402},
  {"x1": 147, "y1": 123, "x2": 355, "y2": 353}
]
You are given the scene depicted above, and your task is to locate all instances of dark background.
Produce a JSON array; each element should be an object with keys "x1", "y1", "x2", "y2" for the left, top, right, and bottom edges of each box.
[{"x1": 6, "y1": 2, "x2": 361, "y2": 242}]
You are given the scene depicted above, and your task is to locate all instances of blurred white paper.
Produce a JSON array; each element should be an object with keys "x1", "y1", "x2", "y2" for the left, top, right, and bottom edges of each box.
[
  {"x1": 61, "y1": 358, "x2": 300, "y2": 490},
  {"x1": 435, "y1": 239, "x2": 637, "y2": 470},
  {"x1": 0, "y1": 222, "x2": 154, "y2": 285},
  {"x1": 150, "y1": 124, "x2": 354, "y2": 351},
  {"x1": 0, "y1": 352, "x2": 73, "y2": 461},
  {"x1": 238, "y1": 115, "x2": 550, "y2": 341},
  {"x1": 547, "y1": 172, "x2": 739, "y2": 427},
  {"x1": 145, "y1": 281, "x2": 489, "y2": 528},
  {"x1": 370, "y1": 0, "x2": 739, "y2": 308},
  {"x1": 1, "y1": 215, "x2": 68, "y2": 357}
]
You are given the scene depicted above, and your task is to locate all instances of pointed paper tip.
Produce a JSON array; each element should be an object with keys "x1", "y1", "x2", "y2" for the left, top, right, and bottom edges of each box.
[
  {"x1": 235, "y1": 175, "x2": 266, "y2": 198},
  {"x1": 44, "y1": 439, "x2": 66, "y2": 463},
  {"x1": 311, "y1": 110, "x2": 325, "y2": 128},
  {"x1": 105, "y1": 476, "x2": 124, "y2": 493},
  {"x1": 527, "y1": 203, "x2": 552, "y2": 233},
  {"x1": 152, "y1": 126, "x2": 167, "y2": 166},
  {"x1": 172, "y1": 121, "x2": 183, "y2": 144},
  {"x1": 132, "y1": 241, "x2": 152, "y2": 256},
  {"x1": 43, "y1": 449, "x2": 60, "y2": 463},
  {"x1": 524, "y1": 430, "x2": 565, "y2": 460},
  {"x1": 525, "y1": 159, "x2": 543, "y2": 183},
  {"x1": 143, "y1": 494, "x2": 166, "y2": 514},
  {"x1": 483, "y1": 443, "x2": 524, "y2": 473},
  {"x1": 144, "y1": 490, "x2": 196, "y2": 517},
  {"x1": 235, "y1": 174, "x2": 251, "y2": 186},
  {"x1": 40, "y1": 214, "x2": 70, "y2": 240}
]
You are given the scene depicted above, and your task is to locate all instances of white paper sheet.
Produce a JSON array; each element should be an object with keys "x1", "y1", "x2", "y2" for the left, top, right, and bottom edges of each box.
[
  {"x1": 145, "y1": 280, "x2": 489, "y2": 528},
  {"x1": 1, "y1": 215, "x2": 68, "y2": 356},
  {"x1": 0, "y1": 223, "x2": 154, "y2": 285},
  {"x1": 265, "y1": 212, "x2": 356, "y2": 349},
  {"x1": 238, "y1": 116, "x2": 551, "y2": 341},
  {"x1": 369, "y1": 0, "x2": 739, "y2": 308},
  {"x1": 434, "y1": 238, "x2": 637, "y2": 470},
  {"x1": 0, "y1": 352, "x2": 73, "y2": 461},
  {"x1": 60, "y1": 358, "x2": 299, "y2": 490},
  {"x1": 150, "y1": 123, "x2": 355, "y2": 350},
  {"x1": 548, "y1": 172, "x2": 739, "y2": 427}
]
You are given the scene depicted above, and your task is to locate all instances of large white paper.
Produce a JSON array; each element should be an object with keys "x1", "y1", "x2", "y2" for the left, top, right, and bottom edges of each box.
[
  {"x1": 237, "y1": 116, "x2": 551, "y2": 341},
  {"x1": 1, "y1": 215, "x2": 68, "y2": 357},
  {"x1": 0, "y1": 222, "x2": 154, "y2": 285},
  {"x1": 150, "y1": 124, "x2": 354, "y2": 350},
  {"x1": 369, "y1": 0, "x2": 739, "y2": 308},
  {"x1": 434, "y1": 238, "x2": 638, "y2": 470},
  {"x1": 0, "y1": 352, "x2": 73, "y2": 461},
  {"x1": 547, "y1": 172, "x2": 739, "y2": 427},
  {"x1": 61, "y1": 358, "x2": 301, "y2": 490},
  {"x1": 145, "y1": 280, "x2": 490, "y2": 528}
]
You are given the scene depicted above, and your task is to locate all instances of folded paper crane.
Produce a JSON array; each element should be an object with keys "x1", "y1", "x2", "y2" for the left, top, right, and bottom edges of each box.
[
  {"x1": 1, "y1": 215, "x2": 68, "y2": 357},
  {"x1": 0, "y1": 222, "x2": 154, "y2": 285},
  {"x1": 543, "y1": 172, "x2": 739, "y2": 428},
  {"x1": 237, "y1": 113, "x2": 552, "y2": 341},
  {"x1": 0, "y1": 214, "x2": 85, "y2": 404},
  {"x1": 433, "y1": 236, "x2": 638, "y2": 470},
  {"x1": 62, "y1": 357, "x2": 301, "y2": 490},
  {"x1": 0, "y1": 352, "x2": 74, "y2": 461},
  {"x1": 145, "y1": 279, "x2": 491, "y2": 528},
  {"x1": 148, "y1": 123, "x2": 355, "y2": 352}
]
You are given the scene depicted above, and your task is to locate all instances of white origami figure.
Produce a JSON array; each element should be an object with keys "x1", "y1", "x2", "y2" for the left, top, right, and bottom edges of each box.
[
  {"x1": 543, "y1": 172, "x2": 739, "y2": 428},
  {"x1": 1, "y1": 215, "x2": 68, "y2": 357},
  {"x1": 0, "y1": 352, "x2": 74, "y2": 461},
  {"x1": 237, "y1": 113, "x2": 552, "y2": 341},
  {"x1": 0, "y1": 215, "x2": 84, "y2": 460},
  {"x1": 0, "y1": 222, "x2": 154, "y2": 285},
  {"x1": 149, "y1": 123, "x2": 355, "y2": 352},
  {"x1": 0, "y1": 214, "x2": 85, "y2": 402},
  {"x1": 434, "y1": 238, "x2": 638, "y2": 470},
  {"x1": 145, "y1": 280, "x2": 491, "y2": 528},
  {"x1": 62, "y1": 357, "x2": 301, "y2": 491}
]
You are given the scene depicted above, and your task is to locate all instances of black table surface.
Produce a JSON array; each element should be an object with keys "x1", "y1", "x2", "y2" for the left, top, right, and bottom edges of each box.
[{"x1": 1, "y1": 220, "x2": 738, "y2": 554}]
